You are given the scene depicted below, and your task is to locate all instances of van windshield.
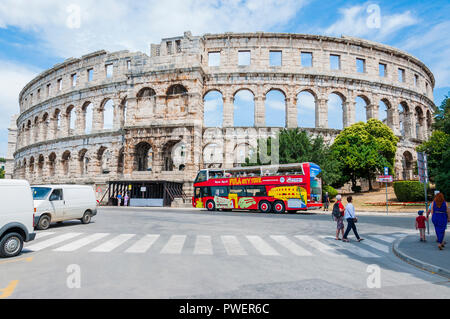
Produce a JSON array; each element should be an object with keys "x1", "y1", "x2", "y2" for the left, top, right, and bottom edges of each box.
[{"x1": 31, "y1": 187, "x2": 52, "y2": 200}]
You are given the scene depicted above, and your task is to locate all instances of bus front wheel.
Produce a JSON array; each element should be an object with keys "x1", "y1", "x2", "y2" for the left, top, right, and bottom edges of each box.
[
  {"x1": 259, "y1": 201, "x2": 272, "y2": 213},
  {"x1": 206, "y1": 200, "x2": 216, "y2": 211},
  {"x1": 273, "y1": 201, "x2": 286, "y2": 214}
]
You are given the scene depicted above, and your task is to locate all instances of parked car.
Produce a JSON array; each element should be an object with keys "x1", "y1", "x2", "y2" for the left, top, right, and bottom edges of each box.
[
  {"x1": 31, "y1": 185, "x2": 97, "y2": 230},
  {"x1": 0, "y1": 179, "x2": 36, "y2": 258}
]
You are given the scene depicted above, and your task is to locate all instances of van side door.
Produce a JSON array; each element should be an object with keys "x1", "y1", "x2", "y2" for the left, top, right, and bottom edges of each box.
[{"x1": 49, "y1": 189, "x2": 64, "y2": 221}]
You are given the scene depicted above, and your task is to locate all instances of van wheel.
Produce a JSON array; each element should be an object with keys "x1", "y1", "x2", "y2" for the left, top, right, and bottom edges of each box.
[
  {"x1": 37, "y1": 215, "x2": 51, "y2": 230},
  {"x1": 259, "y1": 201, "x2": 272, "y2": 213},
  {"x1": 80, "y1": 211, "x2": 91, "y2": 224},
  {"x1": 0, "y1": 232, "x2": 24, "y2": 258},
  {"x1": 273, "y1": 201, "x2": 286, "y2": 213}
]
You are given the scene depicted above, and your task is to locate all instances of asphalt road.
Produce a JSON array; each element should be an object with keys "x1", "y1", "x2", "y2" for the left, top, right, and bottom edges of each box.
[{"x1": 1, "y1": 207, "x2": 449, "y2": 298}]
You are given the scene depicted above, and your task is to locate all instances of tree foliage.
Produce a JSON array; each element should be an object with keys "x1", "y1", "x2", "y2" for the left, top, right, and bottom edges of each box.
[
  {"x1": 417, "y1": 94, "x2": 450, "y2": 198},
  {"x1": 245, "y1": 128, "x2": 342, "y2": 186},
  {"x1": 331, "y1": 119, "x2": 399, "y2": 190}
]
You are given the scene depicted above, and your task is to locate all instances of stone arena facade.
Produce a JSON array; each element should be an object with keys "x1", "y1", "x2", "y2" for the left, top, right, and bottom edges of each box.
[{"x1": 9, "y1": 32, "x2": 435, "y2": 203}]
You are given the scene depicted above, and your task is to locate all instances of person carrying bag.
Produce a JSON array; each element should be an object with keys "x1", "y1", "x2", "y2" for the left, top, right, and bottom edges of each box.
[{"x1": 342, "y1": 196, "x2": 363, "y2": 242}]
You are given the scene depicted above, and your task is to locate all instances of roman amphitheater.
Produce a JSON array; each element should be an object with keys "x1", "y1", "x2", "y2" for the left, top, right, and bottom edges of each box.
[{"x1": 6, "y1": 31, "x2": 435, "y2": 206}]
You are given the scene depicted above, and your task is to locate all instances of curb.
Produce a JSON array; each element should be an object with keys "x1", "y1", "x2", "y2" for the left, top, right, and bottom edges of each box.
[{"x1": 392, "y1": 236, "x2": 450, "y2": 279}]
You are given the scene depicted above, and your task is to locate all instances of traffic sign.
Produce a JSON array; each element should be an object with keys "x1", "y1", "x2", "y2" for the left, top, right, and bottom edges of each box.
[
  {"x1": 384, "y1": 167, "x2": 389, "y2": 175},
  {"x1": 377, "y1": 175, "x2": 393, "y2": 183}
]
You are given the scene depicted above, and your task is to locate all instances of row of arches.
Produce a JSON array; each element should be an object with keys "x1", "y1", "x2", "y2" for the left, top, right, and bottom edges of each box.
[{"x1": 203, "y1": 88, "x2": 432, "y2": 139}]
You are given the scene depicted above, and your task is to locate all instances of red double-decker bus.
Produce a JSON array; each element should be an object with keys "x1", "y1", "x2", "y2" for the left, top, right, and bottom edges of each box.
[{"x1": 192, "y1": 162, "x2": 322, "y2": 213}]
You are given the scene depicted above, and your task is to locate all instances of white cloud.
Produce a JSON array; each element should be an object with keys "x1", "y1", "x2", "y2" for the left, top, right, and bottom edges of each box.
[
  {"x1": 0, "y1": 0, "x2": 308, "y2": 58},
  {"x1": 0, "y1": 60, "x2": 40, "y2": 157},
  {"x1": 324, "y1": 4, "x2": 418, "y2": 42},
  {"x1": 398, "y1": 21, "x2": 450, "y2": 88},
  {"x1": 266, "y1": 99, "x2": 285, "y2": 110},
  {"x1": 297, "y1": 92, "x2": 315, "y2": 110},
  {"x1": 235, "y1": 89, "x2": 254, "y2": 102}
]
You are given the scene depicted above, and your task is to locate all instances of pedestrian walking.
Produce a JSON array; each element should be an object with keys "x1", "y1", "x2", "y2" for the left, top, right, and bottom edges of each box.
[
  {"x1": 426, "y1": 192, "x2": 450, "y2": 250},
  {"x1": 342, "y1": 196, "x2": 363, "y2": 242},
  {"x1": 323, "y1": 192, "x2": 330, "y2": 211},
  {"x1": 124, "y1": 193, "x2": 129, "y2": 207},
  {"x1": 415, "y1": 210, "x2": 427, "y2": 242},
  {"x1": 332, "y1": 194, "x2": 345, "y2": 240},
  {"x1": 117, "y1": 192, "x2": 123, "y2": 206}
]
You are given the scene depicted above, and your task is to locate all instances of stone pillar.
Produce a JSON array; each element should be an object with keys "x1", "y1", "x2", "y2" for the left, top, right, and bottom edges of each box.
[
  {"x1": 316, "y1": 98, "x2": 328, "y2": 128},
  {"x1": 61, "y1": 113, "x2": 69, "y2": 138},
  {"x1": 92, "y1": 102, "x2": 103, "y2": 133},
  {"x1": 254, "y1": 95, "x2": 265, "y2": 127},
  {"x1": 343, "y1": 100, "x2": 355, "y2": 127},
  {"x1": 113, "y1": 98, "x2": 122, "y2": 130},
  {"x1": 126, "y1": 97, "x2": 138, "y2": 125},
  {"x1": 391, "y1": 107, "x2": 400, "y2": 135},
  {"x1": 223, "y1": 95, "x2": 234, "y2": 127},
  {"x1": 286, "y1": 95, "x2": 297, "y2": 128},
  {"x1": 366, "y1": 104, "x2": 378, "y2": 120}
]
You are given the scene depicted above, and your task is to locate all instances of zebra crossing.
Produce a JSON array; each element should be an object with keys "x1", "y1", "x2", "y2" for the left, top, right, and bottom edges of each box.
[{"x1": 25, "y1": 231, "x2": 411, "y2": 258}]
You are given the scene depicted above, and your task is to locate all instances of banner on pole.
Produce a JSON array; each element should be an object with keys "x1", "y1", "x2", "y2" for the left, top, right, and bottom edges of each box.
[{"x1": 417, "y1": 152, "x2": 428, "y2": 184}]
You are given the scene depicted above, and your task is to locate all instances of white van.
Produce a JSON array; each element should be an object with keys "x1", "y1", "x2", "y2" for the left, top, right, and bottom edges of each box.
[
  {"x1": 31, "y1": 185, "x2": 97, "y2": 230},
  {"x1": 0, "y1": 179, "x2": 36, "y2": 258}
]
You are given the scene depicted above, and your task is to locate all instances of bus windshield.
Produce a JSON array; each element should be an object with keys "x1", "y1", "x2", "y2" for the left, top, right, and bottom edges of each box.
[{"x1": 31, "y1": 187, "x2": 52, "y2": 200}]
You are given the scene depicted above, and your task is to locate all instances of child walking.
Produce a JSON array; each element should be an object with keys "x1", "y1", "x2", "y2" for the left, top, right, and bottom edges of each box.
[{"x1": 415, "y1": 210, "x2": 427, "y2": 242}]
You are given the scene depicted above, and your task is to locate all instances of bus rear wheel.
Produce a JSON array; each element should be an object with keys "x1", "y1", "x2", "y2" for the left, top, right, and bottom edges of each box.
[
  {"x1": 259, "y1": 201, "x2": 272, "y2": 213},
  {"x1": 273, "y1": 201, "x2": 286, "y2": 213},
  {"x1": 206, "y1": 200, "x2": 216, "y2": 211}
]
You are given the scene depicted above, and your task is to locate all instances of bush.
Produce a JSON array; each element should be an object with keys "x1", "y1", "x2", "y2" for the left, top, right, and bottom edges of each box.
[
  {"x1": 393, "y1": 181, "x2": 430, "y2": 202},
  {"x1": 351, "y1": 185, "x2": 362, "y2": 193},
  {"x1": 323, "y1": 185, "x2": 338, "y2": 200}
]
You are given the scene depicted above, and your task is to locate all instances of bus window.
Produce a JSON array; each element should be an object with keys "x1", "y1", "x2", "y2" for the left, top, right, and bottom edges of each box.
[
  {"x1": 194, "y1": 187, "x2": 201, "y2": 198},
  {"x1": 210, "y1": 186, "x2": 228, "y2": 197},
  {"x1": 195, "y1": 170, "x2": 207, "y2": 183},
  {"x1": 229, "y1": 186, "x2": 246, "y2": 196},
  {"x1": 245, "y1": 185, "x2": 267, "y2": 196},
  {"x1": 310, "y1": 178, "x2": 322, "y2": 203}
]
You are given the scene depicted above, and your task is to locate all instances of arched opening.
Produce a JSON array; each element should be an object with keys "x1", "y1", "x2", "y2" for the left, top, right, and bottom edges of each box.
[
  {"x1": 37, "y1": 155, "x2": 44, "y2": 178},
  {"x1": 328, "y1": 93, "x2": 345, "y2": 129},
  {"x1": 134, "y1": 142, "x2": 153, "y2": 172},
  {"x1": 62, "y1": 151, "x2": 71, "y2": 175},
  {"x1": 402, "y1": 151, "x2": 413, "y2": 180},
  {"x1": 203, "y1": 90, "x2": 223, "y2": 127},
  {"x1": 120, "y1": 97, "x2": 127, "y2": 127},
  {"x1": 117, "y1": 147, "x2": 124, "y2": 174},
  {"x1": 67, "y1": 105, "x2": 76, "y2": 133},
  {"x1": 29, "y1": 157, "x2": 35, "y2": 177},
  {"x1": 54, "y1": 109, "x2": 61, "y2": 137},
  {"x1": 355, "y1": 96, "x2": 369, "y2": 123},
  {"x1": 162, "y1": 141, "x2": 180, "y2": 171},
  {"x1": 167, "y1": 84, "x2": 188, "y2": 95},
  {"x1": 42, "y1": 113, "x2": 49, "y2": 141},
  {"x1": 102, "y1": 99, "x2": 114, "y2": 130},
  {"x1": 82, "y1": 102, "x2": 94, "y2": 134},
  {"x1": 137, "y1": 87, "x2": 156, "y2": 99},
  {"x1": 297, "y1": 90, "x2": 316, "y2": 128},
  {"x1": 398, "y1": 102, "x2": 410, "y2": 137},
  {"x1": 48, "y1": 153, "x2": 56, "y2": 176},
  {"x1": 33, "y1": 116, "x2": 39, "y2": 143},
  {"x1": 415, "y1": 106, "x2": 424, "y2": 140},
  {"x1": 234, "y1": 143, "x2": 253, "y2": 167},
  {"x1": 137, "y1": 88, "x2": 156, "y2": 116},
  {"x1": 426, "y1": 110, "x2": 432, "y2": 139},
  {"x1": 265, "y1": 89, "x2": 286, "y2": 127},
  {"x1": 97, "y1": 147, "x2": 110, "y2": 174},
  {"x1": 379, "y1": 100, "x2": 388, "y2": 124},
  {"x1": 78, "y1": 149, "x2": 88, "y2": 175},
  {"x1": 233, "y1": 89, "x2": 255, "y2": 127},
  {"x1": 203, "y1": 143, "x2": 223, "y2": 168}
]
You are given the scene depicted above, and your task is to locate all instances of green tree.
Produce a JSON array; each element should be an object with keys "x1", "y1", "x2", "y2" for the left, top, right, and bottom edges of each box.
[
  {"x1": 245, "y1": 128, "x2": 343, "y2": 186},
  {"x1": 417, "y1": 95, "x2": 450, "y2": 198},
  {"x1": 331, "y1": 119, "x2": 399, "y2": 191}
]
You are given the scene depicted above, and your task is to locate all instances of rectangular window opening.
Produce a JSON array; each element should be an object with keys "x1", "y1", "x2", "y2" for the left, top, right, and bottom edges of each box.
[
  {"x1": 270, "y1": 50, "x2": 282, "y2": 66},
  {"x1": 301, "y1": 52, "x2": 313, "y2": 67},
  {"x1": 398, "y1": 68, "x2": 405, "y2": 83},
  {"x1": 356, "y1": 58, "x2": 365, "y2": 73},
  {"x1": 106, "y1": 64, "x2": 113, "y2": 78},
  {"x1": 330, "y1": 54, "x2": 340, "y2": 70},
  {"x1": 208, "y1": 52, "x2": 220, "y2": 67},
  {"x1": 379, "y1": 63, "x2": 387, "y2": 77},
  {"x1": 238, "y1": 50, "x2": 251, "y2": 66},
  {"x1": 88, "y1": 68, "x2": 94, "y2": 82},
  {"x1": 71, "y1": 74, "x2": 77, "y2": 87}
]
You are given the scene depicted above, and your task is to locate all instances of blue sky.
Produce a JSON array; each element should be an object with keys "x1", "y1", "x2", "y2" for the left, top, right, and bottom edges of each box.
[{"x1": 0, "y1": 0, "x2": 449, "y2": 156}]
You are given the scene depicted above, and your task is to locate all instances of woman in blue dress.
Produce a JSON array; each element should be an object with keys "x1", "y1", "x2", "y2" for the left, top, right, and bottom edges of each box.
[{"x1": 427, "y1": 193, "x2": 450, "y2": 250}]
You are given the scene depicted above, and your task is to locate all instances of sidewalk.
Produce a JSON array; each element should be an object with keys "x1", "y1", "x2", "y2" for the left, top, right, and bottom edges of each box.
[{"x1": 393, "y1": 233, "x2": 450, "y2": 279}]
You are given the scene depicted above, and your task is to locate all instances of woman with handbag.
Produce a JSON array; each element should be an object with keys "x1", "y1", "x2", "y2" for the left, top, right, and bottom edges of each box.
[{"x1": 342, "y1": 196, "x2": 364, "y2": 242}]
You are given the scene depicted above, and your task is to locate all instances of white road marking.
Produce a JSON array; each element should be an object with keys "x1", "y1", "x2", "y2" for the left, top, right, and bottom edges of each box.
[
  {"x1": 361, "y1": 238, "x2": 390, "y2": 253},
  {"x1": 53, "y1": 233, "x2": 110, "y2": 252},
  {"x1": 270, "y1": 235, "x2": 312, "y2": 256},
  {"x1": 160, "y1": 235, "x2": 186, "y2": 254},
  {"x1": 370, "y1": 234, "x2": 396, "y2": 243},
  {"x1": 125, "y1": 234, "x2": 160, "y2": 253},
  {"x1": 320, "y1": 236, "x2": 381, "y2": 258},
  {"x1": 34, "y1": 232, "x2": 56, "y2": 239},
  {"x1": 295, "y1": 235, "x2": 342, "y2": 257},
  {"x1": 246, "y1": 235, "x2": 280, "y2": 256},
  {"x1": 221, "y1": 235, "x2": 247, "y2": 256},
  {"x1": 193, "y1": 235, "x2": 213, "y2": 255},
  {"x1": 26, "y1": 233, "x2": 83, "y2": 251},
  {"x1": 90, "y1": 234, "x2": 135, "y2": 252}
]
